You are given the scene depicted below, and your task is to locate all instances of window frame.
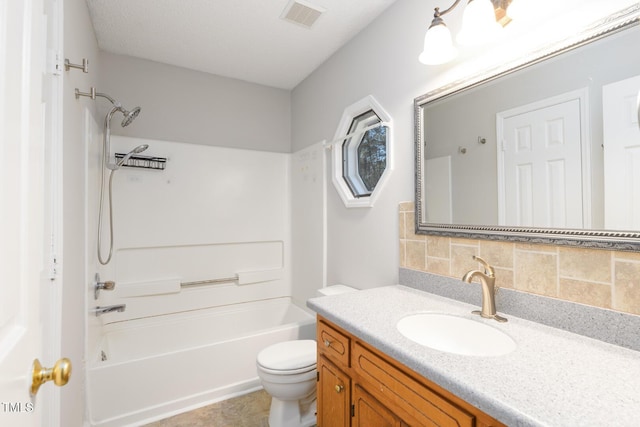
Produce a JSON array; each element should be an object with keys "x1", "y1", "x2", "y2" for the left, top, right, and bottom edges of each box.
[{"x1": 331, "y1": 95, "x2": 392, "y2": 208}]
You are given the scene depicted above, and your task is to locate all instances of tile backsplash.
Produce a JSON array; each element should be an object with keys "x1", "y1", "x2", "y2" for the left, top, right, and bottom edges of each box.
[{"x1": 399, "y1": 202, "x2": 640, "y2": 316}]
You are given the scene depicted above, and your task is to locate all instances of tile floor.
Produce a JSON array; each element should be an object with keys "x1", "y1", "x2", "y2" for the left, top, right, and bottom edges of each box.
[{"x1": 144, "y1": 390, "x2": 271, "y2": 427}]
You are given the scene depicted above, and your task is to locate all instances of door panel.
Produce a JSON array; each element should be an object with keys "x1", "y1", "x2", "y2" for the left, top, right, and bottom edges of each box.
[
  {"x1": 603, "y1": 74, "x2": 640, "y2": 230},
  {"x1": 498, "y1": 93, "x2": 585, "y2": 228},
  {"x1": 0, "y1": 0, "x2": 59, "y2": 425},
  {"x1": 318, "y1": 356, "x2": 350, "y2": 427},
  {"x1": 353, "y1": 385, "x2": 402, "y2": 427}
]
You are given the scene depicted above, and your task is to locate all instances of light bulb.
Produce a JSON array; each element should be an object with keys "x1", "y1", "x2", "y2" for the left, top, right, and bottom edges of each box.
[
  {"x1": 456, "y1": 0, "x2": 502, "y2": 46},
  {"x1": 419, "y1": 20, "x2": 458, "y2": 65}
]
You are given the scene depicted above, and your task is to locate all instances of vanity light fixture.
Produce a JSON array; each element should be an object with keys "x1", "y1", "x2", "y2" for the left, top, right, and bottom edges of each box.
[{"x1": 419, "y1": 0, "x2": 512, "y2": 65}]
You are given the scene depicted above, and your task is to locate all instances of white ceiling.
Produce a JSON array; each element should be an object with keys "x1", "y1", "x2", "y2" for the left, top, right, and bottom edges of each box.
[{"x1": 85, "y1": 0, "x2": 400, "y2": 90}]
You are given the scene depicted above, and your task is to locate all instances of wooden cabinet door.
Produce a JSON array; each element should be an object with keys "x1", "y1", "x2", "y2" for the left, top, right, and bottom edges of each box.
[
  {"x1": 353, "y1": 384, "x2": 402, "y2": 427},
  {"x1": 318, "y1": 355, "x2": 351, "y2": 427}
]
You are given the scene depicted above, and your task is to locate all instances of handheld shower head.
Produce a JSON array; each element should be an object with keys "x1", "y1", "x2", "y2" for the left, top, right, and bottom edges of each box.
[
  {"x1": 132, "y1": 144, "x2": 149, "y2": 154},
  {"x1": 121, "y1": 106, "x2": 141, "y2": 127},
  {"x1": 112, "y1": 144, "x2": 149, "y2": 169}
]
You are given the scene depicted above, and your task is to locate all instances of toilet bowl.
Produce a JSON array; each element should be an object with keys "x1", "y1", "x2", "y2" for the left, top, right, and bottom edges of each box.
[
  {"x1": 257, "y1": 285, "x2": 358, "y2": 427},
  {"x1": 257, "y1": 340, "x2": 317, "y2": 427}
]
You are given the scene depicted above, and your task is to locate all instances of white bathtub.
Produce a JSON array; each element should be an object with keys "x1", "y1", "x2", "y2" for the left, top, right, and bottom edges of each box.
[{"x1": 87, "y1": 297, "x2": 316, "y2": 427}]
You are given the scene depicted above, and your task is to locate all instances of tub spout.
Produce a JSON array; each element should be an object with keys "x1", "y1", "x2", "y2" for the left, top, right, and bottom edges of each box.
[{"x1": 93, "y1": 304, "x2": 126, "y2": 316}]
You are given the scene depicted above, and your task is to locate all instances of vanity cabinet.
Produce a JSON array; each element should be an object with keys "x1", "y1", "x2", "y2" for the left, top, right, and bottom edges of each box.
[
  {"x1": 353, "y1": 384, "x2": 405, "y2": 427},
  {"x1": 317, "y1": 317, "x2": 352, "y2": 427},
  {"x1": 316, "y1": 316, "x2": 505, "y2": 427},
  {"x1": 318, "y1": 356, "x2": 351, "y2": 427}
]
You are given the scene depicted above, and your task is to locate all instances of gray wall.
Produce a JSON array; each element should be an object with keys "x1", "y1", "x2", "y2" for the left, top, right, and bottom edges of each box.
[
  {"x1": 289, "y1": 0, "x2": 637, "y2": 290},
  {"x1": 291, "y1": 0, "x2": 436, "y2": 290},
  {"x1": 99, "y1": 52, "x2": 292, "y2": 153}
]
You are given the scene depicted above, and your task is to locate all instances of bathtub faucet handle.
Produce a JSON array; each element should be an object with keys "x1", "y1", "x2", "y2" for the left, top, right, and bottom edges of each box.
[{"x1": 94, "y1": 273, "x2": 116, "y2": 299}]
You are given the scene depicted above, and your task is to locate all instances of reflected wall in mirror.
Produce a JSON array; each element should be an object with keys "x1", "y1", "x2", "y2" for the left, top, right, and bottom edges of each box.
[{"x1": 415, "y1": 5, "x2": 640, "y2": 251}]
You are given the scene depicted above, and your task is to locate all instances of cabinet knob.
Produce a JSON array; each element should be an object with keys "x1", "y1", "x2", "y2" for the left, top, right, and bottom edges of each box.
[
  {"x1": 324, "y1": 339, "x2": 331, "y2": 347},
  {"x1": 335, "y1": 384, "x2": 344, "y2": 393}
]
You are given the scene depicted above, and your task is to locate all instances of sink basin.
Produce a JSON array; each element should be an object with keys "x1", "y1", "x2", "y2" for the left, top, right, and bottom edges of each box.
[{"x1": 397, "y1": 313, "x2": 516, "y2": 356}]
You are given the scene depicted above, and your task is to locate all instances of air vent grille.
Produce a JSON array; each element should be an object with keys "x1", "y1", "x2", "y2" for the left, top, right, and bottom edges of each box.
[{"x1": 281, "y1": 0, "x2": 325, "y2": 28}]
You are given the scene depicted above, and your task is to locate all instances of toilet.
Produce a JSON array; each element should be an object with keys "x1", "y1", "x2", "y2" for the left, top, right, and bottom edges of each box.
[{"x1": 256, "y1": 285, "x2": 357, "y2": 427}]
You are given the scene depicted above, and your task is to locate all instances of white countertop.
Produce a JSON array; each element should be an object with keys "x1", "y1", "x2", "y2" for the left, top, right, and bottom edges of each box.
[{"x1": 307, "y1": 285, "x2": 640, "y2": 427}]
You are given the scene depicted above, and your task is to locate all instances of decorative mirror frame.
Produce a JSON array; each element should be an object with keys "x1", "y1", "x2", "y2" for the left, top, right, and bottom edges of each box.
[{"x1": 414, "y1": 4, "x2": 640, "y2": 251}]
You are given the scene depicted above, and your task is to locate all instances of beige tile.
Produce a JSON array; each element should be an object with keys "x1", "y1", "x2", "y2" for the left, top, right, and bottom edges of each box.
[
  {"x1": 399, "y1": 201, "x2": 414, "y2": 213},
  {"x1": 559, "y1": 247, "x2": 611, "y2": 283},
  {"x1": 514, "y1": 250, "x2": 558, "y2": 297},
  {"x1": 614, "y1": 260, "x2": 640, "y2": 315},
  {"x1": 398, "y1": 212, "x2": 406, "y2": 240},
  {"x1": 426, "y1": 257, "x2": 450, "y2": 277},
  {"x1": 451, "y1": 237, "x2": 481, "y2": 246},
  {"x1": 404, "y1": 212, "x2": 425, "y2": 241},
  {"x1": 515, "y1": 243, "x2": 558, "y2": 253},
  {"x1": 494, "y1": 266, "x2": 514, "y2": 289},
  {"x1": 426, "y1": 235, "x2": 450, "y2": 259},
  {"x1": 479, "y1": 241, "x2": 514, "y2": 269},
  {"x1": 614, "y1": 250, "x2": 640, "y2": 262},
  {"x1": 405, "y1": 240, "x2": 426, "y2": 271},
  {"x1": 450, "y1": 244, "x2": 479, "y2": 278},
  {"x1": 397, "y1": 229, "x2": 638, "y2": 317},
  {"x1": 559, "y1": 278, "x2": 612, "y2": 309}
]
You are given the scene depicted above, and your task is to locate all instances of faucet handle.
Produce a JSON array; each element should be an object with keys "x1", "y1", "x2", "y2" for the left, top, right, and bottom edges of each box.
[
  {"x1": 472, "y1": 255, "x2": 495, "y2": 277},
  {"x1": 94, "y1": 273, "x2": 116, "y2": 300}
]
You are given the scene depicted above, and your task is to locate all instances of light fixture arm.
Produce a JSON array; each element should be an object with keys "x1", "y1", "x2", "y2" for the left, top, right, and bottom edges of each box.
[{"x1": 433, "y1": 0, "x2": 463, "y2": 18}]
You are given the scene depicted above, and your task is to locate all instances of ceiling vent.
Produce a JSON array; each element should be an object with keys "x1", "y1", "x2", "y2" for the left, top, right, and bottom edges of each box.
[{"x1": 281, "y1": 0, "x2": 325, "y2": 29}]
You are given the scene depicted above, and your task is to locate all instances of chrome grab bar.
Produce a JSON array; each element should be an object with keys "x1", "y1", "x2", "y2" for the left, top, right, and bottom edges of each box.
[{"x1": 180, "y1": 276, "x2": 238, "y2": 287}]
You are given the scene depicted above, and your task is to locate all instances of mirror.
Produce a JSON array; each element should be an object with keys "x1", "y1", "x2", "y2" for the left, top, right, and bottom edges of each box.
[{"x1": 415, "y1": 5, "x2": 640, "y2": 251}]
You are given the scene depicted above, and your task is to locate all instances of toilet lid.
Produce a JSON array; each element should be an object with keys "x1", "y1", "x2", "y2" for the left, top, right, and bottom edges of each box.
[{"x1": 257, "y1": 340, "x2": 316, "y2": 371}]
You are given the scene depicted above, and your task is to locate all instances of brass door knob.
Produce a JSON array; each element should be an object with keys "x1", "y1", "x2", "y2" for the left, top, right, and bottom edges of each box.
[
  {"x1": 334, "y1": 384, "x2": 344, "y2": 393},
  {"x1": 31, "y1": 358, "x2": 72, "y2": 396}
]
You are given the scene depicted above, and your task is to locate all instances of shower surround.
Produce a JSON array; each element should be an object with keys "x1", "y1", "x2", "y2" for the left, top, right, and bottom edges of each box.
[{"x1": 87, "y1": 136, "x2": 302, "y2": 425}]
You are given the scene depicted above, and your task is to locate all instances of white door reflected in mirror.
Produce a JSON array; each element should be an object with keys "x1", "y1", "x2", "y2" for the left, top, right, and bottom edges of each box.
[{"x1": 603, "y1": 74, "x2": 640, "y2": 230}]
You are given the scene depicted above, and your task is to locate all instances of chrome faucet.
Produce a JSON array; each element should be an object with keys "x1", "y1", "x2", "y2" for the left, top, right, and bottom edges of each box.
[
  {"x1": 462, "y1": 256, "x2": 507, "y2": 322},
  {"x1": 93, "y1": 304, "x2": 126, "y2": 317}
]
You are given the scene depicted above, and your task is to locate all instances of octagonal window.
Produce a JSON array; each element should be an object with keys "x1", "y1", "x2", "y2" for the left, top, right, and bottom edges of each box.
[
  {"x1": 342, "y1": 110, "x2": 388, "y2": 197},
  {"x1": 331, "y1": 95, "x2": 392, "y2": 208}
]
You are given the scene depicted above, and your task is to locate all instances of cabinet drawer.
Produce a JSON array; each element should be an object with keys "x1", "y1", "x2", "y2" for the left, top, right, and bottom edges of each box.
[
  {"x1": 318, "y1": 319, "x2": 350, "y2": 367},
  {"x1": 353, "y1": 342, "x2": 475, "y2": 427}
]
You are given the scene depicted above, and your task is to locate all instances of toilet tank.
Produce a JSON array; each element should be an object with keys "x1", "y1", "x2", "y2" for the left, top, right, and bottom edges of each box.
[{"x1": 317, "y1": 285, "x2": 358, "y2": 297}]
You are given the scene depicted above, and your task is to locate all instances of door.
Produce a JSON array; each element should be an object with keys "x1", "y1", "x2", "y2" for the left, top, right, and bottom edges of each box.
[
  {"x1": 497, "y1": 90, "x2": 588, "y2": 228},
  {"x1": 353, "y1": 384, "x2": 402, "y2": 427},
  {"x1": 602, "y1": 74, "x2": 640, "y2": 230},
  {"x1": 318, "y1": 356, "x2": 351, "y2": 427},
  {"x1": 424, "y1": 155, "x2": 452, "y2": 223},
  {"x1": 0, "y1": 0, "x2": 65, "y2": 425}
]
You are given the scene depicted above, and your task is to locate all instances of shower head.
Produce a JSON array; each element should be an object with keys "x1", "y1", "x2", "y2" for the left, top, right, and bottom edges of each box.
[
  {"x1": 84, "y1": 90, "x2": 140, "y2": 128},
  {"x1": 132, "y1": 144, "x2": 149, "y2": 154},
  {"x1": 121, "y1": 106, "x2": 141, "y2": 127},
  {"x1": 112, "y1": 144, "x2": 149, "y2": 170}
]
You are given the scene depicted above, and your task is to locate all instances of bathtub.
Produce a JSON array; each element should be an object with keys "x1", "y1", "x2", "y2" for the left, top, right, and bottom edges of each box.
[{"x1": 87, "y1": 297, "x2": 316, "y2": 427}]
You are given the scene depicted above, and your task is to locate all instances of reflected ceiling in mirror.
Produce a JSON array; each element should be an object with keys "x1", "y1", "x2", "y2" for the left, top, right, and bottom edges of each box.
[{"x1": 415, "y1": 4, "x2": 640, "y2": 251}]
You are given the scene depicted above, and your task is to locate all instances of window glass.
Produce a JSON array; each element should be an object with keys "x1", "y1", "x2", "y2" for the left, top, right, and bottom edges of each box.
[{"x1": 341, "y1": 110, "x2": 388, "y2": 198}]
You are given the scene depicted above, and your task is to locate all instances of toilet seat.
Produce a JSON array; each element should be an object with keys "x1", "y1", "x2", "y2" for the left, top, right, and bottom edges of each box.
[
  {"x1": 257, "y1": 340, "x2": 316, "y2": 373},
  {"x1": 257, "y1": 363, "x2": 316, "y2": 376}
]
